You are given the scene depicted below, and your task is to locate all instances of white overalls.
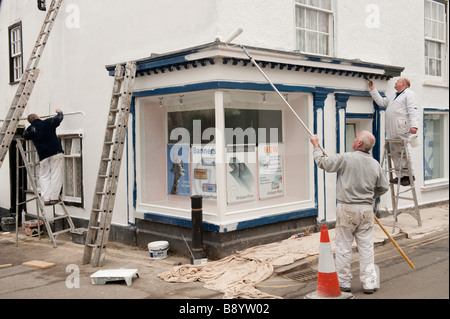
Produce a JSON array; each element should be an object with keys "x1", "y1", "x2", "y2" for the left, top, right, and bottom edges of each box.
[
  {"x1": 313, "y1": 148, "x2": 389, "y2": 290},
  {"x1": 370, "y1": 88, "x2": 420, "y2": 177}
]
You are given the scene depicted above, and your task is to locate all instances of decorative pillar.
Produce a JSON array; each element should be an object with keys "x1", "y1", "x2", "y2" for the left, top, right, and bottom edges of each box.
[
  {"x1": 335, "y1": 93, "x2": 350, "y2": 154},
  {"x1": 313, "y1": 91, "x2": 329, "y2": 222}
]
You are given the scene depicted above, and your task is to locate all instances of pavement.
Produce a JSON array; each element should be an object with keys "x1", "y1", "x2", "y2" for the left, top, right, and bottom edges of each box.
[{"x1": 0, "y1": 203, "x2": 448, "y2": 301}]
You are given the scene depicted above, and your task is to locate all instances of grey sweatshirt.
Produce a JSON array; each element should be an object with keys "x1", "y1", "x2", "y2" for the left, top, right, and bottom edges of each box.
[{"x1": 313, "y1": 148, "x2": 389, "y2": 205}]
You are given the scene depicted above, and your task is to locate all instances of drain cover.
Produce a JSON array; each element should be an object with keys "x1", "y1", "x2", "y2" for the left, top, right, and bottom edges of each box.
[{"x1": 283, "y1": 267, "x2": 317, "y2": 282}]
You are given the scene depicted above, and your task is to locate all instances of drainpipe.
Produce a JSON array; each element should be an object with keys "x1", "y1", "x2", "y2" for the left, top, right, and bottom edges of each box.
[{"x1": 190, "y1": 195, "x2": 206, "y2": 264}]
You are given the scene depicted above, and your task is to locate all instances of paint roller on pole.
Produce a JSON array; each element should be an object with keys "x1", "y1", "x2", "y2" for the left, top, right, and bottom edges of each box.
[
  {"x1": 225, "y1": 27, "x2": 414, "y2": 269},
  {"x1": 224, "y1": 27, "x2": 328, "y2": 156}
]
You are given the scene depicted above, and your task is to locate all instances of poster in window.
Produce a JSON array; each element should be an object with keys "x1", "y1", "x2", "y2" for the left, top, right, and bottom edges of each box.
[
  {"x1": 226, "y1": 144, "x2": 256, "y2": 204},
  {"x1": 258, "y1": 143, "x2": 284, "y2": 199},
  {"x1": 192, "y1": 144, "x2": 217, "y2": 201},
  {"x1": 167, "y1": 144, "x2": 190, "y2": 197}
]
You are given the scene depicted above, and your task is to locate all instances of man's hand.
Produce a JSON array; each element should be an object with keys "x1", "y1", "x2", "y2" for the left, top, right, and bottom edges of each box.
[
  {"x1": 368, "y1": 81, "x2": 375, "y2": 91},
  {"x1": 309, "y1": 134, "x2": 320, "y2": 148},
  {"x1": 410, "y1": 127, "x2": 418, "y2": 135},
  {"x1": 55, "y1": 108, "x2": 62, "y2": 113}
]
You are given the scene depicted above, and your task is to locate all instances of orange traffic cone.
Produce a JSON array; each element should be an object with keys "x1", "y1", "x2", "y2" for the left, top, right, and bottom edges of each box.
[{"x1": 305, "y1": 225, "x2": 353, "y2": 299}]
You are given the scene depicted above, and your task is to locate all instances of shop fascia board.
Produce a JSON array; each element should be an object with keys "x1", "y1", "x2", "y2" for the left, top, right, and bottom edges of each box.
[{"x1": 106, "y1": 41, "x2": 404, "y2": 81}]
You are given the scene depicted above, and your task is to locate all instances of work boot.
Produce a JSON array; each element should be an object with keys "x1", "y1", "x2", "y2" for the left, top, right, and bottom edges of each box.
[
  {"x1": 363, "y1": 288, "x2": 378, "y2": 294},
  {"x1": 400, "y1": 176, "x2": 415, "y2": 186},
  {"x1": 340, "y1": 286, "x2": 351, "y2": 293},
  {"x1": 389, "y1": 177, "x2": 399, "y2": 184}
]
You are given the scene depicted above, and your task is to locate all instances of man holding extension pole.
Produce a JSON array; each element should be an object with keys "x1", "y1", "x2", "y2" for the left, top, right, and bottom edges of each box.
[
  {"x1": 22, "y1": 109, "x2": 64, "y2": 206},
  {"x1": 310, "y1": 131, "x2": 389, "y2": 294}
]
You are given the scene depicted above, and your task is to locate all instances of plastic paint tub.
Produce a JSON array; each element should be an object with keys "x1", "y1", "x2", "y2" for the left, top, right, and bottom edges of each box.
[
  {"x1": 409, "y1": 134, "x2": 420, "y2": 148},
  {"x1": 148, "y1": 241, "x2": 169, "y2": 259}
]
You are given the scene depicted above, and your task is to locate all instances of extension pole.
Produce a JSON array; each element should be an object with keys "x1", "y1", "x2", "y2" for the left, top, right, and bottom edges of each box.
[
  {"x1": 239, "y1": 45, "x2": 328, "y2": 157},
  {"x1": 374, "y1": 215, "x2": 415, "y2": 269}
]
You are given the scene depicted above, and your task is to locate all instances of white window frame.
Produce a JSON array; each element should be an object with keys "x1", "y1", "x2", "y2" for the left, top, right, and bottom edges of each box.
[
  {"x1": 60, "y1": 135, "x2": 84, "y2": 205},
  {"x1": 295, "y1": 0, "x2": 334, "y2": 56},
  {"x1": 9, "y1": 22, "x2": 23, "y2": 83},
  {"x1": 422, "y1": 110, "x2": 449, "y2": 190},
  {"x1": 424, "y1": 0, "x2": 448, "y2": 82}
]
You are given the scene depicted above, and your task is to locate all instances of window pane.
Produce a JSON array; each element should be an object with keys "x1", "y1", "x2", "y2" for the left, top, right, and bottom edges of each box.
[
  {"x1": 425, "y1": 0, "x2": 431, "y2": 19},
  {"x1": 65, "y1": 158, "x2": 74, "y2": 197},
  {"x1": 320, "y1": 0, "x2": 331, "y2": 10},
  {"x1": 424, "y1": 114, "x2": 445, "y2": 180},
  {"x1": 75, "y1": 158, "x2": 82, "y2": 197},
  {"x1": 308, "y1": 31, "x2": 318, "y2": 52},
  {"x1": 296, "y1": 7, "x2": 305, "y2": 28},
  {"x1": 425, "y1": 20, "x2": 431, "y2": 37},
  {"x1": 318, "y1": 12, "x2": 329, "y2": 33},
  {"x1": 318, "y1": 34, "x2": 328, "y2": 55},
  {"x1": 306, "y1": 10, "x2": 318, "y2": 30},
  {"x1": 345, "y1": 124, "x2": 356, "y2": 153},
  {"x1": 297, "y1": 29, "x2": 306, "y2": 51}
]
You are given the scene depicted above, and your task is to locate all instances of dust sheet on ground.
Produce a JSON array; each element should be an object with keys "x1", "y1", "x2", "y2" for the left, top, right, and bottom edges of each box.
[{"x1": 158, "y1": 205, "x2": 449, "y2": 299}]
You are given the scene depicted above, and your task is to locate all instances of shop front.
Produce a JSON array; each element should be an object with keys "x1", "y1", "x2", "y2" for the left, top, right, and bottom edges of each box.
[{"x1": 107, "y1": 41, "x2": 403, "y2": 258}]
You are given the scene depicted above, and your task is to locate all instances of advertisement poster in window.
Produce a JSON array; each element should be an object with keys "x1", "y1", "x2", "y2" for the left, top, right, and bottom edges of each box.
[
  {"x1": 258, "y1": 143, "x2": 284, "y2": 199},
  {"x1": 192, "y1": 144, "x2": 217, "y2": 201},
  {"x1": 226, "y1": 144, "x2": 256, "y2": 204},
  {"x1": 167, "y1": 144, "x2": 190, "y2": 197}
]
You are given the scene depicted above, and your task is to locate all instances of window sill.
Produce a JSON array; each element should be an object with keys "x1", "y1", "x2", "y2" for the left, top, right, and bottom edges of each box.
[
  {"x1": 423, "y1": 80, "x2": 449, "y2": 88},
  {"x1": 421, "y1": 178, "x2": 449, "y2": 192}
]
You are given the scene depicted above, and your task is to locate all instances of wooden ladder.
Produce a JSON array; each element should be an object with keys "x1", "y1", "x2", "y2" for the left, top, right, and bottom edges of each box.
[
  {"x1": 0, "y1": 0, "x2": 64, "y2": 168},
  {"x1": 83, "y1": 62, "x2": 137, "y2": 266}
]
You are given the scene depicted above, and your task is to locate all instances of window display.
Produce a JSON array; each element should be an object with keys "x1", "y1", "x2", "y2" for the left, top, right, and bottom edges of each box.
[{"x1": 135, "y1": 89, "x2": 313, "y2": 223}]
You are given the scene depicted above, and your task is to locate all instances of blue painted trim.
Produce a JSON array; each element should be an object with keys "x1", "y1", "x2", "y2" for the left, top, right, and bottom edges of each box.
[
  {"x1": 423, "y1": 108, "x2": 449, "y2": 113},
  {"x1": 133, "y1": 81, "x2": 317, "y2": 98},
  {"x1": 346, "y1": 113, "x2": 374, "y2": 119},
  {"x1": 335, "y1": 93, "x2": 350, "y2": 154},
  {"x1": 142, "y1": 207, "x2": 318, "y2": 233}
]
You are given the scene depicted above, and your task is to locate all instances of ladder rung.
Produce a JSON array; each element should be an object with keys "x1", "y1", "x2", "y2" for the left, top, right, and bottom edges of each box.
[
  {"x1": 18, "y1": 196, "x2": 39, "y2": 205},
  {"x1": 47, "y1": 215, "x2": 70, "y2": 222},
  {"x1": 89, "y1": 226, "x2": 100, "y2": 230},
  {"x1": 52, "y1": 229, "x2": 72, "y2": 237},
  {"x1": 396, "y1": 196, "x2": 414, "y2": 201}
]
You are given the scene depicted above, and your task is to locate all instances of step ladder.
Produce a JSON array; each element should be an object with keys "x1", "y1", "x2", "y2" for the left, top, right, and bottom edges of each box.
[
  {"x1": 0, "y1": 0, "x2": 64, "y2": 168},
  {"x1": 15, "y1": 139, "x2": 76, "y2": 248},
  {"x1": 83, "y1": 62, "x2": 137, "y2": 266},
  {"x1": 381, "y1": 139, "x2": 421, "y2": 232}
]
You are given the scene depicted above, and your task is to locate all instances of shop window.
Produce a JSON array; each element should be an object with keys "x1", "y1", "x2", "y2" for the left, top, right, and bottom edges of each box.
[
  {"x1": 136, "y1": 90, "x2": 313, "y2": 216},
  {"x1": 423, "y1": 112, "x2": 448, "y2": 182}
]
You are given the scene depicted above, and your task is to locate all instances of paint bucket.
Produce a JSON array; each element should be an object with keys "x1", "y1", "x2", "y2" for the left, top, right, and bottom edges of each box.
[
  {"x1": 148, "y1": 241, "x2": 169, "y2": 259},
  {"x1": 409, "y1": 134, "x2": 420, "y2": 148},
  {"x1": 23, "y1": 220, "x2": 44, "y2": 236}
]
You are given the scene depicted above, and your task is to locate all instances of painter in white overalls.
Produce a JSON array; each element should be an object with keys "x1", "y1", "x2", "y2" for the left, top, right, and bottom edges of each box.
[
  {"x1": 369, "y1": 78, "x2": 420, "y2": 185},
  {"x1": 310, "y1": 132, "x2": 389, "y2": 294}
]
